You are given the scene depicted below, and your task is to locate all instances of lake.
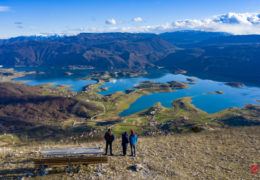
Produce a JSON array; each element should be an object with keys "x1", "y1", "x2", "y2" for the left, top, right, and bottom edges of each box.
[
  {"x1": 13, "y1": 68, "x2": 260, "y2": 116},
  {"x1": 13, "y1": 67, "x2": 96, "y2": 91}
]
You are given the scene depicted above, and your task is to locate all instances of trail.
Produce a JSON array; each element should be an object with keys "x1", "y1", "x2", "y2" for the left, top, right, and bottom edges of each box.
[{"x1": 91, "y1": 103, "x2": 106, "y2": 120}]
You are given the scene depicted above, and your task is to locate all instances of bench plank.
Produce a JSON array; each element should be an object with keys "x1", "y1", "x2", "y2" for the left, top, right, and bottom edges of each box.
[
  {"x1": 42, "y1": 147, "x2": 103, "y2": 156},
  {"x1": 34, "y1": 156, "x2": 108, "y2": 166}
]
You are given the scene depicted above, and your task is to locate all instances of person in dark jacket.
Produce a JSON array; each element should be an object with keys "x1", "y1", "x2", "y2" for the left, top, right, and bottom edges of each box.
[
  {"x1": 121, "y1": 131, "x2": 129, "y2": 156},
  {"x1": 129, "y1": 130, "x2": 138, "y2": 156},
  {"x1": 104, "y1": 129, "x2": 115, "y2": 155}
]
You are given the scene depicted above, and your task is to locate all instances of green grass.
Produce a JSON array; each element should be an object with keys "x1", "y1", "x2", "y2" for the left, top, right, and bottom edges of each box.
[
  {"x1": 0, "y1": 135, "x2": 13, "y2": 143},
  {"x1": 3, "y1": 74, "x2": 260, "y2": 143},
  {"x1": 0, "y1": 134, "x2": 20, "y2": 145},
  {"x1": 112, "y1": 124, "x2": 149, "y2": 136}
]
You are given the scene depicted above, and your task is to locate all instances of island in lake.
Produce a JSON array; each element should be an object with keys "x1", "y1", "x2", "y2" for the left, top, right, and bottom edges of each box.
[
  {"x1": 0, "y1": 68, "x2": 35, "y2": 82},
  {"x1": 186, "y1": 77, "x2": 197, "y2": 82},
  {"x1": 86, "y1": 69, "x2": 147, "y2": 82},
  {"x1": 64, "y1": 72, "x2": 73, "y2": 76},
  {"x1": 173, "y1": 69, "x2": 187, "y2": 74},
  {"x1": 134, "y1": 80, "x2": 189, "y2": 93},
  {"x1": 204, "y1": 90, "x2": 224, "y2": 95},
  {"x1": 225, "y1": 82, "x2": 244, "y2": 87}
]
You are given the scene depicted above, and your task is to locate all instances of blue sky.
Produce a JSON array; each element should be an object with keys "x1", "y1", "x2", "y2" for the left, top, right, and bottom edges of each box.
[{"x1": 0, "y1": 0, "x2": 260, "y2": 38}]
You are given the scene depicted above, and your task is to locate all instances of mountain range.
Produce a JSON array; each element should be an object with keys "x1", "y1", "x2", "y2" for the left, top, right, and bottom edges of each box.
[
  {"x1": 0, "y1": 31, "x2": 260, "y2": 85},
  {"x1": 0, "y1": 33, "x2": 176, "y2": 69}
]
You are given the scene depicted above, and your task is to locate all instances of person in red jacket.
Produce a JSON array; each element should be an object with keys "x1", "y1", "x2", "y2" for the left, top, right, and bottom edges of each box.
[{"x1": 129, "y1": 130, "x2": 138, "y2": 157}]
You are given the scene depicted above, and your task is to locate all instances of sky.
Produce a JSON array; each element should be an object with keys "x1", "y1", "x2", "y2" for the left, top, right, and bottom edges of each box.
[{"x1": 0, "y1": 0, "x2": 260, "y2": 38}]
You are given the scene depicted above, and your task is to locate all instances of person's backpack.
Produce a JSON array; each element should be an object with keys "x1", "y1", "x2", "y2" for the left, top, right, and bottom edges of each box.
[
  {"x1": 122, "y1": 132, "x2": 129, "y2": 144},
  {"x1": 105, "y1": 132, "x2": 114, "y2": 142},
  {"x1": 107, "y1": 134, "x2": 113, "y2": 142}
]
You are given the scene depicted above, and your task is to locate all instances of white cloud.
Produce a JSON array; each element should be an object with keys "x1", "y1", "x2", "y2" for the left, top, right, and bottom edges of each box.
[
  {"x1": 8, "y1": 12, "x2": 260, "y2": 38},
  {"x1": 105, "y1": 18, "x2": 117, "y2": 25},
  {"x1": 80, "y1": 13, "x2": 260, "y2": 35},
  {"x1": 133, "y1": 17, "x2": 143, "y2": 22},
  {"x1": 0, "y1": 6, "x2": 9, "y2": 12},
  {"x1": 169, "y1": 12, "x2": 260, "y2": 34},
  {"x1": 213, "y1": 12, "x2": 260, "y2": 24}
]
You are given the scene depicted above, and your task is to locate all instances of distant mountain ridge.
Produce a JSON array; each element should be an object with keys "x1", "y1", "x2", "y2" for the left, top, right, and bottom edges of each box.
[
  {"x1": 1, "y1": 31, "x2": 260, "y2": 85},
  {"x1": 193, "y1": 35, "x2": 260, "y2": 47},
  {"x1": 0, "y1": 35, "x2": 63, "y2": 46},
  {"x1": 0, "y1": 33, "x2": 176, "y2": 69},
  {"x1": 159, "y1": 30, "x2": 230, "y2": 48}
]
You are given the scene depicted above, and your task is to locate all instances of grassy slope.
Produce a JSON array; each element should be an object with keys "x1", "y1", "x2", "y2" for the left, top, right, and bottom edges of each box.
[
  {"x1": 74, "y1": 78, "x2": 260, "y2": 136},
  {"x1": 1, "y1": 75, "x2": 260, "y2": 141}
]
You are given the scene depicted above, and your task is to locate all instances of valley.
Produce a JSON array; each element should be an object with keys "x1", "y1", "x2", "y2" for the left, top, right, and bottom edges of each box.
[
  {"x1": 0, "y1": 68, "x2": 259, "y2": 143},
  {"x1": 0, "y1": 31, "x2": 260, "y2": 179}
]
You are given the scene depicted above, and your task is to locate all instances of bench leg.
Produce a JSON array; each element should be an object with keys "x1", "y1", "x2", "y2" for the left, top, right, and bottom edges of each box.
[
  {"x1": 66, "y1": 164, "x2": 72, "y2": 173},
  {"x1": 99, "y1": 154, "x2": 103, "y2": 171},
  {"x1": 75, "y1": 165, "x2": 80, "y2": 173},
  {"x1": 36, "y1": 165, "x2": 48, "y2": 176}
]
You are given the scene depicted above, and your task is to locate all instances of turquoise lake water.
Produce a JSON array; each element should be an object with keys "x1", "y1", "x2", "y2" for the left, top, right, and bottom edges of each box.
[
  {"x1": 13, "y1": 68, "x2": 260, "y2": 116},
  {"x1": 13, "y1": 67, "x2": 96, "y2": 91}
]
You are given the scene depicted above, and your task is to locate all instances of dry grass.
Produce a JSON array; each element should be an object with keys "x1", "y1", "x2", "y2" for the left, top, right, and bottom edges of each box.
[{"x1": 0, "y1": 126, "x2": 259, "y2": 179}]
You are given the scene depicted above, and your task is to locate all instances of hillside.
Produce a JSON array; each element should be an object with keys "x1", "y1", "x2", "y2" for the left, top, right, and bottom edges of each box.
[
  {"x1": 0, "y1": 33, "x2": 176, "y2": 69},
  {"x1": 0, "y1": 82, "x2": 103, "y2": 136},
  {"x1": 157, "y1": 43, "x2": 260, "y2": 85},
  {"x1": 0, "y1": 126, "x2": 259, "y2": 179}
]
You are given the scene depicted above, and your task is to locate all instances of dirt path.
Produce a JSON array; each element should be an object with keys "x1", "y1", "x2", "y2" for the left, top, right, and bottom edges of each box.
[{"x1": 91, "y1": 103, "x2": 106, "y2": 120}]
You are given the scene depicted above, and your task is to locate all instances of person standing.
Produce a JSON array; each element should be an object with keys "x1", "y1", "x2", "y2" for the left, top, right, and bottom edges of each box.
[
  {"x1": 104, "y1": 129, "x2": 115, "y2": 155},
  {"x1": 121, "y1": 131, "x2": 129, "y2": 156},
  {"x1": 129, "y1": 130, "x2": 138, "y2": 157}
]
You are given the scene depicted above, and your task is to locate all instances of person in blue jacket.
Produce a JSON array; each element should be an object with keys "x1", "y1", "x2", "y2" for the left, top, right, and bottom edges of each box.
[
  {"x1": 121, "y1": 131, "x2": 129, "y2": 156},
  {"x1": 129, "y1": 130, "x2": 138, "y2": 156},
  {"x1": 104, "y1": 129, "x2": 115, "y2": 156}
]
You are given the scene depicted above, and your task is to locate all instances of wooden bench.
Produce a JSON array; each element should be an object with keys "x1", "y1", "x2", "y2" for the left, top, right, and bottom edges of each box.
[
  {"x1": 34, "y1": 156, "x2": 108, "y2": 166},
  {"x1": 33, "y1": 147, "x2": 108, "y2": 174}
]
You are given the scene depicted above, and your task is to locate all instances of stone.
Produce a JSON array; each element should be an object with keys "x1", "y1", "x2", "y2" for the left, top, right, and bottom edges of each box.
[
  {"x1": 95, "y1": 173, "x2": 103, "y2": 177},
  {"x1": 133, "y1": 164, "x2": 145, "y2": 172}
]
